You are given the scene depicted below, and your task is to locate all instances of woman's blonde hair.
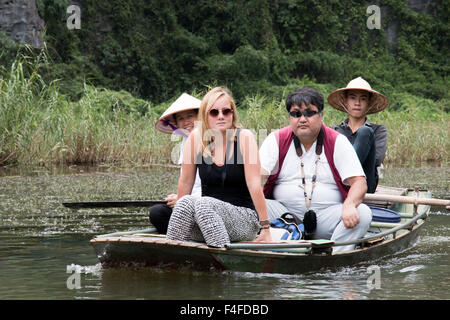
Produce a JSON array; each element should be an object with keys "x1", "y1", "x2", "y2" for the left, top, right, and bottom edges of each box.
[{"x1": 196, "y1": 87, "x2": 240, "y2": 156}]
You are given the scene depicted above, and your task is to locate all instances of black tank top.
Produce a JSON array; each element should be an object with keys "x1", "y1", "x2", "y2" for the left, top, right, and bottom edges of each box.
[{"x1": 197, "y1": 129, "x2": 255, "y2": 209}]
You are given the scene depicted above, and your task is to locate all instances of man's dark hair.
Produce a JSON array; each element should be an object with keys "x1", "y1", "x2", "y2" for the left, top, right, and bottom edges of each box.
[{"x1": 285, "y1": 87, "x2": 324, "y2": 112}]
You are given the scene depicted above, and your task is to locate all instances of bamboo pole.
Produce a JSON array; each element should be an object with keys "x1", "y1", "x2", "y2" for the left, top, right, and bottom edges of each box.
[{"x1": 363, "y1": 193, "x2": 449, "y2": 208}]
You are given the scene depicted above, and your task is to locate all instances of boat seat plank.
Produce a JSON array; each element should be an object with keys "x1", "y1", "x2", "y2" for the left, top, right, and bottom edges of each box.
[
  {"x1": 375, "y1": 185, "x2": 408, "y2": 196},
  {"x1": 364, "y1": 185, "x2": 408, "y2": 208}
]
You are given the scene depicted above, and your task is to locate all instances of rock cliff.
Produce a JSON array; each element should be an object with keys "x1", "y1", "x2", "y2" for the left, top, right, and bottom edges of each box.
[{"x1": 0, "y1": 0, "x2": 44, "y2": 47}]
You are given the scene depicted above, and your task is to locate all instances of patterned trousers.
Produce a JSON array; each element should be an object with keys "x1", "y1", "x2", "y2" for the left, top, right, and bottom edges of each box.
[{"x1": 166, "y1": 195, "x2": 260, "y2": 248}]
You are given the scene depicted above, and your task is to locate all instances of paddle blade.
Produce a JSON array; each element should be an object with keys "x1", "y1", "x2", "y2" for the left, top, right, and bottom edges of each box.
[{"x1": 62, "y1": 200, "x2": 166, "y2": 209}]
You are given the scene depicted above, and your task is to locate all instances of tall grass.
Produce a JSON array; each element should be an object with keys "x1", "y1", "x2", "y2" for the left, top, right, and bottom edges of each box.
[
  {"x1": 0, "y1": 58, "x2": 172, "y2": 166},
  {"x1": 0, "y1": 57, "x2": 448, "y2": 167}
]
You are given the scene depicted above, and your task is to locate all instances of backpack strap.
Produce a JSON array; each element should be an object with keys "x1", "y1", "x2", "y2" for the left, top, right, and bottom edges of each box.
[
  {"x1": 321, "y1": 124, "x2": 349, "y2": 199},
  {"x1": 263, "y1": 126, "x2": 293, "y2": 199}
]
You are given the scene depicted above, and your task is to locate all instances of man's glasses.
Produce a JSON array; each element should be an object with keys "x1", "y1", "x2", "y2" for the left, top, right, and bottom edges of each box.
[
  {"x1": 209, "y1": 108, "x2": 233, "y2": 117},
  {"x1": 289, "y1": 109, "x2": 320, "y2": 118}
]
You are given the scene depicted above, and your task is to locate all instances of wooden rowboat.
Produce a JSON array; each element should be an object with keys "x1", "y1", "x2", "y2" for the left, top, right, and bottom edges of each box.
[{"x1": 90, "y1": 187, "x2": 432, "y2": 274}]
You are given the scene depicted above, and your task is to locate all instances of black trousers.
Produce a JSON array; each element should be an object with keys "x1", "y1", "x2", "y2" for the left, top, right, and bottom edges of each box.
[
  {"x1": 352, "y1": 125, "x2": 377, "y2": 193},
  {"x1": 149, "y1": 203, "x2": 173, "y2": 234}
]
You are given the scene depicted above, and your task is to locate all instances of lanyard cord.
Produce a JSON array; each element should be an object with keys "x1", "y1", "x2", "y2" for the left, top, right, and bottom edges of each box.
[
  {"x1": 293, "y1": 128, "x2": 324, "y2": 210},
  {"x1": 300, "y1": 154, "x2": 320, "y2": 209}
]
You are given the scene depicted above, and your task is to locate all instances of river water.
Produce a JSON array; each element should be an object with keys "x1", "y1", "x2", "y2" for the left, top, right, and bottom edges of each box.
[{"x1": 0, "y1": 165, "x2": 448, "y2": 300}]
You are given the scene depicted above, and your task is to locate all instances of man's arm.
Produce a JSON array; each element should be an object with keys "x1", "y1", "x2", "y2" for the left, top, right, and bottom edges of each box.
[
  {"x1": 258, "y1": 132, "x2": 278, "y2": 185},
  {"x1": 341, "y1": 176, "x2": 367, "y2": 229}
]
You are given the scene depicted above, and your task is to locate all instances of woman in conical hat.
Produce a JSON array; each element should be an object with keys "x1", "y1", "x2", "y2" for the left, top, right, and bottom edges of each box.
[
  {"x1": 155, "y1": 93, "x2": 201, "y2": 137},
  {"x1": 328, "y1": 77, "x2": 389, "y2": 193},
  {"x1": 150, "y1": 93, "x2": 202, "y2": 234}
]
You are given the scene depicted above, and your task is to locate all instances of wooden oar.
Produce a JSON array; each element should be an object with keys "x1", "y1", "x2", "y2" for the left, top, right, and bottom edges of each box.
[
  {"x1": 62, "y1": 200, "x2": 166, "y2": 209},
  {"x1": 63, "y1": 194, "x2": 449, "y2": 210},
  {"x1": 363, "y1": 193, "x2": 450, "y2": 209}
]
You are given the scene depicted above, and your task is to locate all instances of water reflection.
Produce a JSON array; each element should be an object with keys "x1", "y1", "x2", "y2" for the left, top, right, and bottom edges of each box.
[{"x1": 94, "y1": 266, "x2": 372, "y2": 300}]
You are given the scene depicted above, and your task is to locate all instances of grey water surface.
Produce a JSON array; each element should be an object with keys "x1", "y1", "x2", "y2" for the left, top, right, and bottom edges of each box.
[{"x1": 0, "y1": 165, "x2": 448, "y2": 300}]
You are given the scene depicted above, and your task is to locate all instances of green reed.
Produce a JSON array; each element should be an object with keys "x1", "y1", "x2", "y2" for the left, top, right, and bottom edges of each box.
[
  {"x1": 0, "y1": 58, "x2": 448, "y2": 167},
  {"x1": 0, "y1": 58, "x2": 172, "y2": 166}
]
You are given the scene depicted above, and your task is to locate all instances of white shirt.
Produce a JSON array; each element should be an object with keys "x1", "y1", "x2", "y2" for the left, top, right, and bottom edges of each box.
[
  {"x1": 259, "y1": 131, "x2": 365, "y2": 215},
  {"x1": 178, "y1": 137, "x2": 202, "y2": 197}
]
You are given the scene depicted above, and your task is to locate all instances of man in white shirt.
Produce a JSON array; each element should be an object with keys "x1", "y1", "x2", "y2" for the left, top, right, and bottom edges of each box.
[{"x1": 259, "y1": 87, "x2": 372, "y2": 252}]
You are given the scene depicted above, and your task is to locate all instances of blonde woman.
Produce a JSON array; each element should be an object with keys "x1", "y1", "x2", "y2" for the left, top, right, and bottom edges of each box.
[{"x1": 166, "y1": 87, "x2": 271, "y2": 247}]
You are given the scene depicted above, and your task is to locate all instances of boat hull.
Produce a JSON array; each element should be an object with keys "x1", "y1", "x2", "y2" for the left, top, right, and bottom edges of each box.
[
  {"x1": 90, "y1": 188, "x2": 431, "y2": 274},
  {"x1": 91, "y1": 219, "x2": 425, "y2": 274}
]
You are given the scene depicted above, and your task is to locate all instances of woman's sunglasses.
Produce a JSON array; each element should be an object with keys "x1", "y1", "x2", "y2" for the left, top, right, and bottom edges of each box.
[
  {"x1": 289, "y1": 109, "x2": 320, "y2": 118},
  {"x1": 209, "y1": 108, "x2": 233, "y2": 117}
]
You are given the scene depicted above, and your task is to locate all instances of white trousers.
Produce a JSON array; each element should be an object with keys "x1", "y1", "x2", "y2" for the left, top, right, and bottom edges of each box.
[{"x1": 266, "y1": 199, "x2": 372, "y2": 253}]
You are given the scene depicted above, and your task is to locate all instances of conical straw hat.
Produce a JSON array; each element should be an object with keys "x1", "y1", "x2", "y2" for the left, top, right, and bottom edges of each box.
[
  {"x1": 155, "y1": 93, "x2": 201, "y2": 135},
  {"x1": 327, "y1": 77, "x2": 389, "y2": 114}
]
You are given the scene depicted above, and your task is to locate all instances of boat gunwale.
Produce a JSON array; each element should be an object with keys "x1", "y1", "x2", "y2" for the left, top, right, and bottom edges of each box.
[{"x1": 89, "y1": 236, "x2": 311, "y2": 257}]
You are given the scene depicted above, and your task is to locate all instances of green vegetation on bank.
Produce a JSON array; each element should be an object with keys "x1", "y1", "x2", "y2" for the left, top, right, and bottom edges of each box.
[
  {"x1": 0, "y1": 56, "x2": 448, "y2": 167},
  {"x1": 1, "y1": 1, "x2": 448, "y2": 167},
  {"x1": 0, "y1": 0, "x2": 447, "y2": 107}
]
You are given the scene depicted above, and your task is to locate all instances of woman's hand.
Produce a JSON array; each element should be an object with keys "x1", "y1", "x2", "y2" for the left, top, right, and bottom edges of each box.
[
  {"x1": 254, "y1": 228, "x2": 272, "y2": 242},
  {"x1": 165, "y1": 194, "x2": 178, "y2": 208}
]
